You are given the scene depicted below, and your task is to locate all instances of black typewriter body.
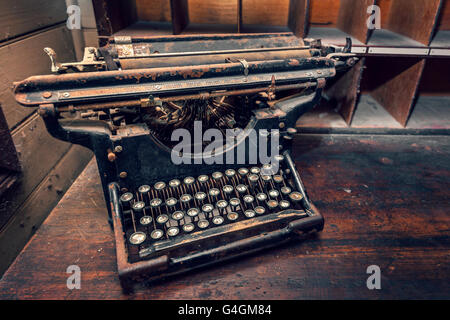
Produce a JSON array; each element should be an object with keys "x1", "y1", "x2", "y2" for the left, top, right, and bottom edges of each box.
[{"x1": 14, "y1": 33, "x2": 356, "y2": 291}]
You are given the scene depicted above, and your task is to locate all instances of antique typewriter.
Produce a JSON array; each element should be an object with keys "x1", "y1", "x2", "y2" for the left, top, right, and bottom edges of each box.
[{"x1": 14, "y1": 33, "x2": 356, "y2": 291}]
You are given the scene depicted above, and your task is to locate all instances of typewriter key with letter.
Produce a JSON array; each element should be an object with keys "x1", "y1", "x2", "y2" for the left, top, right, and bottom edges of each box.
[
  {"x1": 129, "y1": 231, "x2": 146, "y2": 245},
  {"x1": 227, "y1": 212, "x2": 239, "y2": 221},
  {"x1": 120, "y1": 192, "x2": 133, "y2": 211},
  {"x1": 172, "y1": 211, "x2": 185, "y2": 221},
  {"x1": 183, "y1": 223, "x2": 195, "y2": 233},
  {"x1": 140, "y1": 216, "x2": 152, "y2": 226},
  {"x1": 151, "y1": 229, "x2": 164, "y2": 240},
  {"x1": 212, "y1": 216, "x2": 224, "y2": 225},
  {"x1": 198, "y1": 219, "x2": 209, "y2": 229},
  {"x1": 156, "y1": 214, "x2": 169, "y2": 224},
  {"x1": 255, "y1": 206, "x2": 266, "y2": 215},
  {"x1": 244, "y1": 209, "x2": 256, "y2": 218},
  {"x1": 187, "y1": 207, "x2": 200, "y2": 217},
  {"x1": 167, "y1": 226, "x2": 179, "y2": 237}
]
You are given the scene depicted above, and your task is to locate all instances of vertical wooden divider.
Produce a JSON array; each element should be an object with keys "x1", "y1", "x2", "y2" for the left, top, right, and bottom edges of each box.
[
  {"x1": 337, "y1": 0, "x2": 375, "y2": 43},
  {"x1": 237, "y1": 0, "x2": 243, "y2": 33},
  {"x1": 288, "y1": 0, "x2": 309, "y2": 37},
  {"x1": 171, "y1": 0, "x2": 189, "y2": 34}
]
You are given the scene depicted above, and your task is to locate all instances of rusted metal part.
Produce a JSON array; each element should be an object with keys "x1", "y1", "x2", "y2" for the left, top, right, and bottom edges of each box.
[
  {"x1": 55, "y1": 81, "x2": 320, "y2": 113},
  {"x1": 14, "y1": 57, "x2": 335, "y2": 107}
]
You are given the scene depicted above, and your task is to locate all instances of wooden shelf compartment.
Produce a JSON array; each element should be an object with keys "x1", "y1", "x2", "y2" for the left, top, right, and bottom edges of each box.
[
  {"x1": 407, "y1": 57, "x2": 450, "y2": 129},
  {"x1": 304, "y1": 0, "x2": 374, "y2": 47},
  {"x1": 358, "y1": 56, "x2": 426, "y2": 127},
  {"x1": 430, "y1": 0, "x2": 450, "y2": 52},
  {"x1": 368, "y1": 0, "x2": 441, "y2": 53}
]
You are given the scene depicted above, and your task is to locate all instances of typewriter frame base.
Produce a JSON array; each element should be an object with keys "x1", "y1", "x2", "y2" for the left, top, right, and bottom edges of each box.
[{"x1": 109, "y1": 183, "x2": 324, "y2": 292}]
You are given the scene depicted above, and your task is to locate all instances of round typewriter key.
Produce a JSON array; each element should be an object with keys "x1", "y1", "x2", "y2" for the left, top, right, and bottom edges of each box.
[
  {"x1": 250, "y1": 167, "x2": 261, "y2": 174},
  {"x1": 167, "y1": 226, "x2": 180, "y2": 237},
  {"x1": 154, "y1": 181, "x2": 166, "y2": 191},
  {"x1": 238, "y1": 168, "x2": 249, "y2": 176},
  {"x1": 255, "y1": 206, "x2": 266, "y2": 215},
  {"x1": 273, "y1": 175, "x2": 284, "y2": 184},
  {"x1": 216, "y1": 200, "x2": 228, "y2": 209},
  {"x1": 243, "y1": 195, "x2": 254, "y2": 204},
  {"x1": 120, "y1": 192, "x2": 133, "y2": 210},
  {"x1": 182, "y1": 223, "x2": 195, "y2": 233},
  {"x1": 261, "y1": 163, "x2": 276, "y2": 175},
  {"x1": 267, "y1": 199, "x2": 279, "y2": 210},
  {"x1": 236, "y1": 184, "x2": 248, "y2": 194},
  {"x1": 269, "y1": 189, "x2": 280, "y2": 199},
  {"x1": 187, "y1": 208, "x2": 200, "y2": 217},
  {"x1": 281, "y1": 186, "x2": 292, "y2": 196},
  {"x1": 197, "y1": 219, "x2": 209, "y2": 229},
  {"x1": 261, "y1": 175, "x2": 272, "y2": 183},
  {"x1": 202, "y1": 204, "x2": 214, "y2": 214},
  {"x1": 275, "y1": 155, "x2": 285, "y2": 162},
  {"x1": 256, "y1": 193, "x2": 268, "y2": 202},
  {"x1": 169, "y1": 179, "x2": 180, "y2": 188},
  {"x1": 172, "y1": 211, "x2": 185, "y2": 221},
  {"x1": 225, "y1": 169, "x2": 236, "y2": 178},
  {"x1": 212, "y1": 172, "x2": 223, "y2": 180},
  {"x1": 195, "y1": 192, "x2": 207, "y2": 201},
  {"x1": 289, "y1": 192, "x2": 304, "y2": 202},
  {"x1": 156, "y1": 214, "x2": 169, "y2": 224},
  {"x1": 150, "y1": 198, "x2": 162, "y2": 208},
  {"x1": 138, "y1": 185, "x2": 151, "y2": 194},
  {"x1": 129, "y1": 231, "x2": 146, "y2": 245},
  {"x1": 223, "y1": 185, "x2": 234, "y2": 194},
  {"x1": 229, "y1": 198, "x2": 240, "y2": 208},
  {"x1": 279, "y1": 200, "x2": 290, "y2": 209},
  {"x1": 132, "y1": 201, "x2": 145, "y2": 212},
  {"x1": 212, "y1": 216, "x2": 224, "y2": 225},
  {"x1": 244, "y1": 209, "x2": 256, "y2": 218},
  {"x1": 248, "y1": 174, "x2": 259, "y2": 183},
  {"x1": 183, "y1": 176, "x2": 195, "y2": 185},
  {"x1": 151, "y1": 229, "x2": 164, "y2": 240},
  {"x1": 198, "y1": 175, "x2": 209, "y2": 183},
  {"x1": 166, "y1": 197, "x2": 178, "y2": 207},
  {"x1": 227, "y1": 212, "x2": 239, "y2": 221},
  {"x1": 120, "y1": 192, "x2": 133, "y2": 203},
  {"x1": 180, "y1": 194, "x2": 193, "y2": 204},
  {"x1": 140, "y1": 215, "x2": 152, "y2": 226},
  {"x1": 209, "y1": 188, "x2": 220, "y2": 197}
]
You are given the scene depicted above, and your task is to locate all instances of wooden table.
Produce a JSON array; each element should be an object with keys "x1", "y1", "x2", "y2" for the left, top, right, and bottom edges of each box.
[{"x1": 0, "y1": 134, "x2": 448, "y2": 299}]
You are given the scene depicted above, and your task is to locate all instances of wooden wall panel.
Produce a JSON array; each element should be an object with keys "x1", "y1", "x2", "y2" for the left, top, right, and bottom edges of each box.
[
  {"x1": 288, "y1": 0, "x2": 309, "y2": 37},
  {"x1": 386, "y1": 0, "x2": 441, "y2": 45},
  {"x1": 188, "y1": 0, "x2": 237, "y2": 25},
  {"x1": 136, "y1": 0, "x2": 172, "y2": 21},
  {"x1": 0, "y1": 0, "x2": 67, "y2": 42},
  {"x1": 376, "y1": 0, "x2": 392, "y2": 29},
  {"x1": 309, "y1": 0, "x2": 340, "y2": 27},
  {"x1": 338, "y1": 0, "x2": 374, "y2": 43},
  {"x1": 0, "y1": 145, "x2": 92, "y2": 276},
  {"x1": 0, "y1": 26, "x2": 76, "y2": 130},
  {"x1": 0, "y1": 114, "x2": 72, "y2": 229},
  {"x1": 242, "y1": 0, "x2": 290, "y2": 26}
]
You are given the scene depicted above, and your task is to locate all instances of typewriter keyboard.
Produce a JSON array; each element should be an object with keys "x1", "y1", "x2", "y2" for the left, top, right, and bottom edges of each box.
[{"x1": 118, "y1": 157, "x2": 310, "y2": 260}]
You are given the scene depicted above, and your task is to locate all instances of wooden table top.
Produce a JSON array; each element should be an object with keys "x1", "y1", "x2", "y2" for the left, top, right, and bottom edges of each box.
[{"x1": 0, "y1": 134, "x2": 448, "y2": 300}]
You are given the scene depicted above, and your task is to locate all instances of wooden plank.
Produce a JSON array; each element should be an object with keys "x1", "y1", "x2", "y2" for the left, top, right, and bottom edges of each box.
[
  {"x1": 337, "y1": 0, "x2": 374, "y2": 44},
  {"x1": 171, "y1": 0, "x2": 189, "y2": 34},
  {"x1": 376, "y1": 0, "x2": 392, "y2": 29},
  {"x1": 0, "y1": 114, "x2": 72, "y2": 229},
  {"x1": 288, "y1": 0, "x2": 309, "y2": 37},
  {"x1": 0, "y1": 25, "x2": 76, "y2": 130},
  {"x1": 188, "y1": 0, "x2": 237, "y2": 25},
  {"x1": 242, "y1": 0, "x2": 289, "y2": 27},
  {"x1": 136, "y1": 0, "x2": 172, "y2": 22},
  {"x1": 326, "y1": 58, "x2": 365, "y2": 125},
  {"x1": 0, "y1": 0, "x2": 67, "y2": 42},
  {"x1": 361, "y1": 57, "x2": 425, "y2": 126},
  {"x1": 437, "y1": 0, "x2": 450, "y2": 30},
  {"x1": 309, "y1": 0, "x2": 340, "y2": 28},
  {"x1": 0, "y1": 145, "x2": 92, "y2": 276},
  {"x1": 385, "y1": 0, "x2": 441, "y2": 45},
  {"x1": 0, "y1": 105, "x2": 20, "y2": 172},
  {"x1": 92, "y1": 0, "x2": 137, "y2": 40},
  {"x1": 0, "y1": 134, "x2": 448, "y2": 299}
]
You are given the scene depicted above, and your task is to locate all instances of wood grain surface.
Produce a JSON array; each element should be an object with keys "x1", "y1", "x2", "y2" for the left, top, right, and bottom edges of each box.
[{"x1": 0, "y1": 134, "x2": 448, "y2": 299}]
